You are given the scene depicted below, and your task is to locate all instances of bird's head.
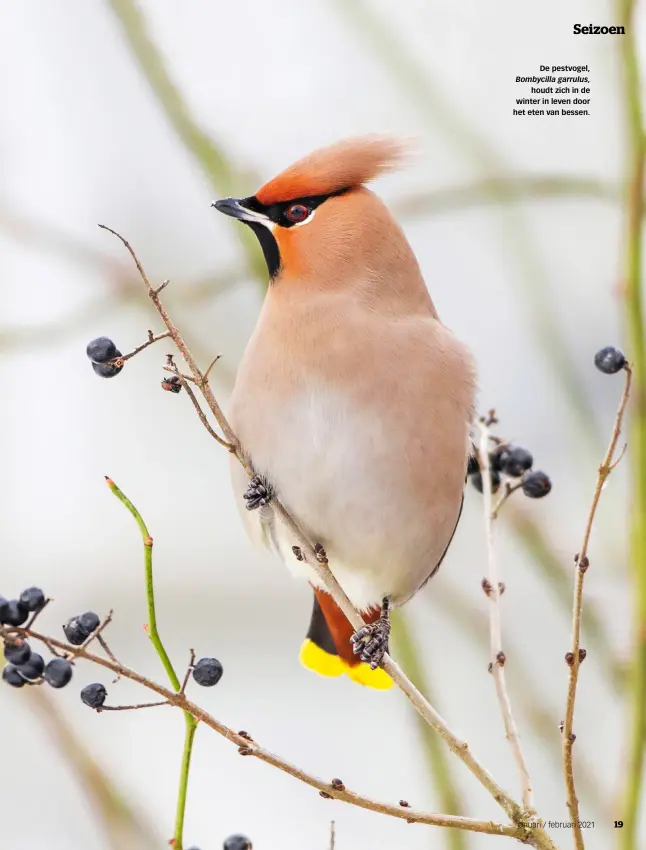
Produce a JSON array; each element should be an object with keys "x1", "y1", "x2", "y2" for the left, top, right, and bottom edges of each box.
[{"x1": 212, "y1": 136, "x2": 410, "y2": 285}]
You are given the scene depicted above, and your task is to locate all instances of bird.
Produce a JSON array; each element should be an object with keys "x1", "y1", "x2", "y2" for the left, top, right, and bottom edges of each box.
[{"x1": 213, "y1": 137, "x2": 476, "y2": 689}]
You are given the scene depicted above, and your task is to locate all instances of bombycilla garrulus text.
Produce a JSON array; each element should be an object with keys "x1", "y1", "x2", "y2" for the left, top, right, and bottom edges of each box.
[{"x1": 213, "y1": 137, "x2": 476, "y2": 689}]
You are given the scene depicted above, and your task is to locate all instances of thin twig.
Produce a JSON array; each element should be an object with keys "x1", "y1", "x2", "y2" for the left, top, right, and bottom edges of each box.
[
  {"x1": 478, "y1": 421, "x2": 534, "y2": 813},
  {"x1": 100, "y1": 226, "x2": 558, "y2": 850},
  {"x1": 563, "y1": 364, "x2": 633, "y2": 848},
  {"x1": 100, "y1": 701, "x2": 169, "y2": 712},
  {"x1": 491, "y1": 482, "x2": 523, "y2": 520},
  {"x1": 330, "y1": 821, "x2": 335, "y2": 850},
  {"x1": 180, "y1": 651, "x2": 196, "y2": 695},
  {"x1": 118, "y1": 330, "x2": 171, "y2": 363},
  {"x1": 5, "y1": 623, "x2": 521, "y2": 840},
  {"x1": 166, "y1": 357, "x2": 233, "y2": 451}
]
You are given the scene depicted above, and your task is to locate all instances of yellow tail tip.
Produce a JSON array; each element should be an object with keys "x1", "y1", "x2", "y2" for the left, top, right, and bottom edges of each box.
[{"x1": 299, "y1": 640, "x2": 393, "y2": 689}]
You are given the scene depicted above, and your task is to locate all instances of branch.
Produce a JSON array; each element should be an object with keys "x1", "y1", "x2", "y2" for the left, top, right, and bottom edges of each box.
[
  {"x1": 562, "y1": 364, "x2": 633, "y2": 847},
  {"x1": 477, "y1": 421, "x2": 534, "y2": 813},
  {"x1": 99, "y1": 225, "x2": 559, "y2": 850},
  {"x1": 6, "y1": 622, "x2": 521, "y2": 841}
]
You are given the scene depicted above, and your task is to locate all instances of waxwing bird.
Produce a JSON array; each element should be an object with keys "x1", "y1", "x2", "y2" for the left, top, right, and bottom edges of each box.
[{"x1": 213, "y1": 137, "x2": 476, "y2": 689}]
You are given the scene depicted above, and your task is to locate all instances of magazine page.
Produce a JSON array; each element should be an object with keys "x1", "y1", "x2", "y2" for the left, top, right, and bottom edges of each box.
[{"x1": 0, "y1": 2, "x2": 643, "y2": 849}]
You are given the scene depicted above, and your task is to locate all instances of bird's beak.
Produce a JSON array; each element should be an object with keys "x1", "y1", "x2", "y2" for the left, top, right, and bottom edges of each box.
[{"x1": 211, "y1": 197, "x2": 269, "y2": 225}]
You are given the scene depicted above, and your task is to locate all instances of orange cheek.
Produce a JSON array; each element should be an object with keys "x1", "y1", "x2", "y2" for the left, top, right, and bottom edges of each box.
[{"x1": 274, "y1": 228, "x2": 304, "y2": 278}]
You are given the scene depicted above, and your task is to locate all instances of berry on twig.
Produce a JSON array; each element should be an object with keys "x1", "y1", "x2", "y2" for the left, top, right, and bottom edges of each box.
[
  {"x1": 19, "y1": 587, "x2": 46, "y2": 613},
  {"x1": 522, "y1": 471, "x2": 552, "y2": 499},
  {"x1": 594, "y1": 346, "x2": 626, "y2": 375},
  {"x1": 81, "y1": 682, "x2": 108, "y2": 709},
  {"x1": 44, "y1": 658, "x2": 73, "y2": 689},
  {"x1": 192, "y1": 657, "x2": 223, "y2": 687},
  {"x1": 86, "y1": 337, "x2": 119, "y2": 363}
]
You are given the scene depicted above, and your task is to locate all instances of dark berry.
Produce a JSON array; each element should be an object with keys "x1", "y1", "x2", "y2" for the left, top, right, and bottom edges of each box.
[
  {"x1": 161, "y1": 376, "x2": 182, "y2": 394},
  {"x1": 193, "y1": 657, "x2": 223, "y2": 687},
  {"x1": 502, "y1": 446, "x2": 534, "y2": 478},
  {"x1": 63, "y1": 616, "x2": 89, "y2": 645},
  {"x1": 471, "y1": 469, "x2": 501, "y2": 494},
  {"x1": 223, "y1": 836, "x2": 252, "y2": 850},
  {"x1": 92, "y1": 360, "x2": 123, "y2": 378},
  {"x1": 490, "y1": 447, "x2": 509, "y2": 473},
  {"x1": 0, "y1": 597, "x2": 9, "y2": 621},
  {"x1": 466, "y1": 455, "x2": 479, "y2": 476},
  {"x1": 1, "y1": 600, "x2": 29, "y2": 627},
  {"x1": 44, "y1": 658, "x2": 73, "y2": 689},
  {"x1": 594, "y1": 346, "x2": 626, "y2": 375},
  {"x1": 522, "y1": 471, "x2": 552, "y2": 499},
  {"x1": 3, "y1": 640, "x2": 32, "y2": 666},
  {"x1": 86, "y1": 337, "x2": 118, "y2": 363},
  {"x1": 78, "y1": 611, "x2": 100, "y2": 634},
  {"x1": 19, "y1": 587, "x2": 46, "y2": 612},
  {"x1": 2, "y1": 664, "x2": 26, "y2": 688},
  {"x1": 17, "y1": 652, "x2": 45, "y2": 680},
  {"x1": 81, "y1": 682, "x2": 107, "y2": 709}
]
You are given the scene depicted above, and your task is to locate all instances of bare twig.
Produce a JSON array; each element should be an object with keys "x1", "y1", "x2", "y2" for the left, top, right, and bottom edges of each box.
[
  {"x1": 491, "y1": 482, "x2": 523, "y2": 520},
  {"x1": 478, "y1": 421, "x2": 534, "y2": 813},
  {"x1": 5, "y1": 623, "x2": 521, "y2": 840},
  {"x1": 99, "y1": 226, "x2": 558, "y2": 849},
  {"x1": 330, "y1": 821, "x2": 335, "y2": 850},
  {"x1": 117, "y1": 330, "x2": 171, "y2": 363},
  {"x1": 563, "y1": 364, "x2": 633, "y2": 847},
  {"x1": 180, "y1": 651, "x2": 196, "y2": 695},
  {"x1": 100, "y1": 701, "x2": 169, "y2": 712},
  {"x1": 165, "y1": 357, "x2": 233, "y2": 451}
]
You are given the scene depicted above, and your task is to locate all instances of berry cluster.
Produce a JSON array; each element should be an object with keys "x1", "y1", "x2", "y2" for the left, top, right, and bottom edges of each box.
[
  {"x1": 468, "y1": 443, "x2": 551, "y2": 500},
  {"x1": 1, "y1": 586, "x2": 74, "y2": 689},
  {"x1": 86, "y1": 336, "x2": 123, "y2": 378}
]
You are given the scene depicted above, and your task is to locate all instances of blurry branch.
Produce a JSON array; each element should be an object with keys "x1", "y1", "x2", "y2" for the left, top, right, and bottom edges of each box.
[
  {"x1": 107, "y1": 0, "x2": 266, "y2": 283},
  {"x1": 0, "y1": 205, "x2": 127, "y2": 280},
  {"x1": 9, "y1": 624, "x2": 522, "y2": 841},
  {"x1": 106, "y1": 477, "x2": 197, "y2": 850},
  {"x1": 502, "y1": 505, "x2": 625, "y2": 692},
  {"x1": 433, "y1": 584, "x2": 610, "y2": 822},
  {"x1": 391, "y1": 613, "x2": 468, "y2": 850},
  {"x1": 562, "y1": 364, "x2": 632, "y2": 850},
  {"x1": 26, "y1": 687, "x2": 159, "y2": 850},
  {"x1": 477, "y1": 420, "x2": 534, "y2": 813},
  {"x1": 394, "y1": 176, "x2": 621, "y2": 220},
  {"x1": 618, "y1": 0, "x2": 646, "y2": 842},
  {"x1": 335, "y1": 0, "x2": 602, "y2": 457},
  {"x1": 99, "y1": 224, "x2": 558, "y2": 849}
]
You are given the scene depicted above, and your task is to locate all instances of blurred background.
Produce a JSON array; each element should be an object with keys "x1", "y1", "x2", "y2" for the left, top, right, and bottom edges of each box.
[{"x1": 0, "y1": 1, "x2": 644, "y2": 848}]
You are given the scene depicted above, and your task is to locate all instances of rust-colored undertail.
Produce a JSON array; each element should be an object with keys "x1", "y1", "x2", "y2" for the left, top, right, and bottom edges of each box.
[{"x1": 298, "y1": 587, "x2": 393, "y2": 689}]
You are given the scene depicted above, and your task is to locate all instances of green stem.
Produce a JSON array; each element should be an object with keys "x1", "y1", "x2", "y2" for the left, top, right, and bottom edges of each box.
[
  {"x1": 391, "y1": 613, "x2": 468, "y2": 850},
  {"x1": 175, "y1": 714, "x2": 198, "y2": 844},
  {"x1": 106, "y1": 477, "x2": 198, "y2": 850},
  {"x1": 618, "y1": 0, "x2": 646, "y2": 845}
]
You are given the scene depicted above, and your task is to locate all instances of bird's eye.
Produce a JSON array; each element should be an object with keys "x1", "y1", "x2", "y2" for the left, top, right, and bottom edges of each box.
[{"x1": 285, "y1": 204, "x2": 309, "y2": 223}]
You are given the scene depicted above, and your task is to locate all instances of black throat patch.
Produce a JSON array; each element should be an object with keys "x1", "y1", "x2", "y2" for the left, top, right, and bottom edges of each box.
[{"x1": 239, "y1": 189, "x2": 347, "y2": 279}]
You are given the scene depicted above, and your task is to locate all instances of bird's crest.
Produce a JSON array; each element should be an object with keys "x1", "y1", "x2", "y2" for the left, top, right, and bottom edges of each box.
[{"x1": 255, "y1": 136, "x2": 408, "y2": 205}]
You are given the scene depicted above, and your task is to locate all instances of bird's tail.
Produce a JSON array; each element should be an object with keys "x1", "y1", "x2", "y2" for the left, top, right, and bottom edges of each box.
[{"x1": 299, "y1": 588, "x2": 393, "y2": 690}]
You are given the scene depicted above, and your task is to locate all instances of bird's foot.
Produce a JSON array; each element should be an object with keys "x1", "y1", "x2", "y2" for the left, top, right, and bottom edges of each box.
[
  {"x1": 243, "y1": 474, "x2": 274, "y2": 511},
  {"x1": 350, "y1": 597, "x2": 391, "y2": 669},
  {"x1": 314, "y1": 543, "x2": 328, "y2": 564}
]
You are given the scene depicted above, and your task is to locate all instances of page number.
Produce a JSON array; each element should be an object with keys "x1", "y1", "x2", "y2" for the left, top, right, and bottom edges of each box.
[{"x1": 614, "y1": 821, "x2": 624, "y2": 828}]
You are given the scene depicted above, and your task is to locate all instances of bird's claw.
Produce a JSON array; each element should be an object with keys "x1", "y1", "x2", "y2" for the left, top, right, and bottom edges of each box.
[
  {"x1": 350, "y1": 603, "x2": 391, "y2": 670},
  {"x1": 243, "y1": 474, "x2": 274, "y2": 511}
]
